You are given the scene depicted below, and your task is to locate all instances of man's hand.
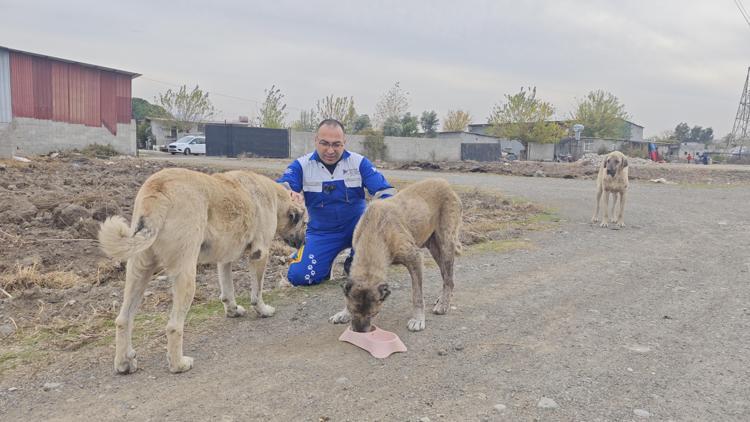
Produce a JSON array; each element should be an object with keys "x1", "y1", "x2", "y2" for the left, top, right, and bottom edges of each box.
[{"x1": 289, "y1": 191, "x2": 304, "y2": 204}]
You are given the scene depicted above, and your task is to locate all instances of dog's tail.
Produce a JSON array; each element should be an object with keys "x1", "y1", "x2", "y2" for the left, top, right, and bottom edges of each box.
[
  {"x1": 98, "y1": 215, "x2": 158, "y2": 262},
  {"x1": 98, "y1": 189, "x2": 170, "y2": 261}
]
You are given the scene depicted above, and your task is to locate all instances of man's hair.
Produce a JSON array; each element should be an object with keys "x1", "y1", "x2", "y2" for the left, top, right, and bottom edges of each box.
[{"x1": 317, "y1": 118, "x2": 345, "y2": 132}]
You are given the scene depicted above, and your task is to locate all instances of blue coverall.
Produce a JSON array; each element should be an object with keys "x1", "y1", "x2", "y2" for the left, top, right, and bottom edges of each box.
[{"x1": 277, "y1": 150, "x2": 395, "y2": 285}]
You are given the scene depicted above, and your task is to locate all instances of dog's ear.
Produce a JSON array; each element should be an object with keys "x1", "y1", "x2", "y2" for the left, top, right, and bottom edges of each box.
[
  {"x1": 377, "y1": 283, "x2": 391, "y2": 301},
  {"x1": 621, "y1": 157, "x2": 628, "y2": 168},
  {"x1": 603, "y1": 157, "x2": 608, "y2": 168},
  {"x1": 343, "y1": 279, "x2": 353, "y2": 297}
]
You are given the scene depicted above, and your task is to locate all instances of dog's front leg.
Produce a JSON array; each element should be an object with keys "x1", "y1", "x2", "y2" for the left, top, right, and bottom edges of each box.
[
  {"x1": 609, "y1": 192, "x2": 619, "y2": 224},
  {"x1": 249, "y1": 251, "x2": 275, "y2": 317},
  {"x1": 600, "y1": 191, "x2": 610, "y2": 228},
  {"x1": 329, "y1": 303, "x2": 352, "y2": 324},
  {"x1": 591, "y1": 186, "x2": 602, "y2": 223},
  {"x1": 405, "y1": 250, "x2": 426, "y2": 332},
  {"x1": 617, "y1": 191, "x2": 627, "y2": 227}
]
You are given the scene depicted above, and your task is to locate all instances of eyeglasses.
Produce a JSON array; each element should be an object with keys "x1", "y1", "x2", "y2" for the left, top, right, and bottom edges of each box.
[{"x1": 318, "y1": 139, "x2": 344, "y2": 150}]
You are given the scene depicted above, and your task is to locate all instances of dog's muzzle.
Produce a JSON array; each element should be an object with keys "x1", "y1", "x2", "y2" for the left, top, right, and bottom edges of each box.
[
  {"x1": 350, "y1": 318, "x2": 373, "y2": 333},
  {"x1": 607, "y1": 169, "x2": 616, "y2": 177},
  {"x1": 287, "y1": 236, "x2": 304, "y2": 249}
]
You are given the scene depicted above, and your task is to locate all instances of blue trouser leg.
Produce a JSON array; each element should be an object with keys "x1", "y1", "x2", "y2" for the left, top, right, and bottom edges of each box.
[{"x1": 287, "y1": 227, "x2": 353, "y2": 286}]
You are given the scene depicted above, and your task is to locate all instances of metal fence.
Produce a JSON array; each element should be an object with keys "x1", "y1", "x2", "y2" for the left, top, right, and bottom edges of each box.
[
  {"x1": 205, "y1": 124, "x2": 289, "y2": 158},
  {"x1": 460, "y1": 143, "x2": 502, "y2": 161}
]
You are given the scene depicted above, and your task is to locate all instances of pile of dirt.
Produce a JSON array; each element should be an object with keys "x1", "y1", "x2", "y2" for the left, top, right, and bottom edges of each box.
[
  {"x1": 576, "y1": 152, "x2": 655, "y2": 168},
  {"x1": 0, "y1": 155, "x2": 546, "y2": 375},
  {"x1": 381, "y1": 158, "x2": 750, "y2": 184}
]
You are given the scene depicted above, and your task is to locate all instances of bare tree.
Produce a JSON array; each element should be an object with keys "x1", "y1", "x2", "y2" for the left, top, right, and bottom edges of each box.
[
  {"x1": 374, "y1": 82, "x2": 409, "y2": 128},
  {"x1": 442, "y1": 110, "x2": 472, "y2": 132},
  {"x1": 156, "y1": 85, "x2": 215, "y2": 133}
]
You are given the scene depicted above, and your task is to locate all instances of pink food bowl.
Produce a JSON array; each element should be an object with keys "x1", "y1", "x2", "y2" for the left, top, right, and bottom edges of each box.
[{"x1": 339, "y1": 325, "x2": 407, "y2": 359}]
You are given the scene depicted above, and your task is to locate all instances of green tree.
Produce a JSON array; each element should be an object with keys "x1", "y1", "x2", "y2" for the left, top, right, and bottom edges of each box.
[
  {"x1": 419, "y1": 110, "x2": 439, "y2": 137},
  {"x1": 131, "y1": 97, "x2": 169, "y2": 121},
  {"x1": 352, "y1": 114, "x2": 372, "y2": 134},
  {"x1": 570, "y1": 90, "x2": 629, "y2": 139},
  {"x1": 361, "y1": 129, "x2": 387, "y2": 160},
  {"x1": 689, "y1": 126, "x2": 704, "y2": 143},
  {"x1": 374, "y1": 82, "x2": 409, "y2": 128},
  {"x1": 442, "y1": 110, "x2": 472, "y2": 132},
  {"x1": 699, "y1": 127, "x2": 714, "y2": 144},
  {"x1": 674, "y1": 122, "x2": 690, "y2": 142},
  {"x1": 290, "y1": 109, "x2": 318, "y2": 132},
  {"x1": 156, "y1": 85, "x2": 216, "y2": 133},
  {"x1": 488, "y1": 87, "x2": 565, "y2": 146},
  {"x1": 258, "y1": 84, "x2": 287, "y2": 128},
  {"x1": 401, "y1": 112, "x2": 419, "y2": 137},
  {"x1": 382, "y1": 115, "x2": 402, "y2": 136}
]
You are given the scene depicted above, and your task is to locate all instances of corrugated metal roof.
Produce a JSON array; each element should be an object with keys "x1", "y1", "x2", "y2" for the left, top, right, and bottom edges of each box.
[
  {"x1": 0, "y1": 45, "x2": 140, "y2": 78},
  {"x1": 0, "y1": 50, "x2": 10, "y2": 123}
]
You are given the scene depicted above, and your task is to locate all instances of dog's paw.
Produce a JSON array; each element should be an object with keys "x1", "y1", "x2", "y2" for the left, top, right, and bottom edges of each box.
[
  {"x1": 591, "y1": 217, "x2": 600, "y2": 223},
  {"x1": 255, "y1": 303, "x2": 275, "y2": 318},
  {"x1": 329, "y1": 309, "x2": 352, "y2": 324},
  {"x1": 114, "y1": 349, "x2": 138, "y2": 375},
  {"x1": 168, "y1": 356, "x2": 194, "y2": 374},
  {"x1": 432, "y1": 297, "x2": 450, "y2": 315},
  {"x1": 617, "y1": 221, "x2": 625, "y2": 228},
  {"x1": 407, "y1": 318, "x2": 426, "y2": 332},
  {"x1": 599, "y1": 221, "x2": 609, "y2": 228},
  {"x1": 225, "y1": 304, "x2": 247, "y2": 318}
]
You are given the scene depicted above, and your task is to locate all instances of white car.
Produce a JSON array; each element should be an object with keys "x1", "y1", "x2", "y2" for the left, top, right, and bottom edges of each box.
[{"x1": 168, "y1": 135, "x2": 206, "y2": 155}]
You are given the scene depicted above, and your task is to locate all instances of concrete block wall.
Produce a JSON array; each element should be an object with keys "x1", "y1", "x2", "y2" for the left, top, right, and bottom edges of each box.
[
  {"x1": 527, "y1": 142, "x2": 556, "y2": 161},
  {"x1": 290, "y1": 131, "x2": 462, "y2": 161},
  {"x1": 0, "y1": 123, "x2": 10, "y2": 158},
  {"x1": 0, "y1": 117, "x2": 136, "y2": 157}
]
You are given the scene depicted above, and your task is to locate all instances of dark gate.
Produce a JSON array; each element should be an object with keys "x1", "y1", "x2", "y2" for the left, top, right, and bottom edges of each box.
[
  {"x1": 205, "y1": 124, "x2": 290, "y2": 158},
  {"x1": 461, "y1": 143, "x2": 502, "y2": 161}
]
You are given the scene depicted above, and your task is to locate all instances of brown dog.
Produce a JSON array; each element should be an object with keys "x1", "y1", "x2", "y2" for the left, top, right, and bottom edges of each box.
[
  {"x1": 591, "y1": 150, "x2": 629, "y2": 228},
  {"x1": 99, "y1": 168, "x2": 306, "y2": 374},
  {"x1": 329, "y1": 178, "x2": 462, "y2": 332}
]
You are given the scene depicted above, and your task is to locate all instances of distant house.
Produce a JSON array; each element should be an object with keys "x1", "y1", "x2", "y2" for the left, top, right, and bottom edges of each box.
[
  {"x1": 146, "y1": 117, "x2": 203, "y2": 148},
  {"x1": 0, "y1": 46, "x2": 139, "y2": 157},
  {"x1": 469, "y1": 119, "x2": 647, "y2": 161}
]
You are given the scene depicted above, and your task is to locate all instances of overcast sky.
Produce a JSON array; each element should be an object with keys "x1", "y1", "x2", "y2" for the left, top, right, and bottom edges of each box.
[{"x1": 3, "y1": 0, "x2": 750, "y2": 137}]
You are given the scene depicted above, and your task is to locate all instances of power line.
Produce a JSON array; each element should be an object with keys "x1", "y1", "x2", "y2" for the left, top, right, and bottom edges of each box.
[
  {"x1": 139, "y1": 76, "x2": 304, "y2": 112},
  {"x1": 733, "y1": 0, "x2": 750, "y2": 29}
]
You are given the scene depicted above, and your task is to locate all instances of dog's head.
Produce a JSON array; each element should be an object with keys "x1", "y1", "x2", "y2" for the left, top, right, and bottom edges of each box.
[
  {"x1": 343, "y1": 278, "x2": 391, "y2": 333},
  {"x1": 277, "y1": 200, "x2": 306, "y2": 249},
  {"x1": 604, "y1": 151, "x2": 628, "y2": 177}
]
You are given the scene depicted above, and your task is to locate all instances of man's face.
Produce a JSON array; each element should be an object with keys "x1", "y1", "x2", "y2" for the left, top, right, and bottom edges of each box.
[{"x1": 315, "y1": 124, "x2": 346, "y2": 165}]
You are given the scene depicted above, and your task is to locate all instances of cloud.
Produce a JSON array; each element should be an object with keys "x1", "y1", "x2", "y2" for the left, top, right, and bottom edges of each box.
[{"x1": 2, "y1": 0, "x2": 750, "y2": 135}]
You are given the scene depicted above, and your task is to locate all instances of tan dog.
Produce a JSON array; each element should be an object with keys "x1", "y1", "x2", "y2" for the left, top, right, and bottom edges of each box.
[
  {"x1": 591, "y1": 151, "x2": 629, "y2": 228},
  {"x1": 98, "y1": 168, "x2": 306, "y2": 374},
  {"x1": 329, "y1": 178, "x2": 462, "y2": 332}
]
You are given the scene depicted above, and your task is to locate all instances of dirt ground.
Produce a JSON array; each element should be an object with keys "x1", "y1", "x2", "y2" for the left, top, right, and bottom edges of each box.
[
  {"x1": 2, "y1": 153, "x2": 750, "y2": 421},
  {"x1": 0, "y1": 153, "x2": 546, "y2": 381}
]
